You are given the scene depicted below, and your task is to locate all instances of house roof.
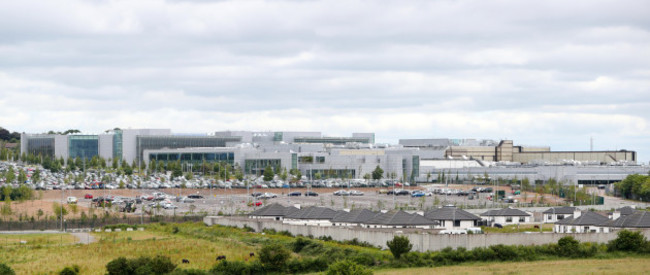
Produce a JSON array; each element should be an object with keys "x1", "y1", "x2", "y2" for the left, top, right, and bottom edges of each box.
[
  {"x1": 481, "y1": 208, "x2": 530, "y2": 217},
  {"x1": 284, "y1": 206, "x2": 340, "y2": 220},
  {"x1": 331, "y1": 209, "x2": 380, "y2": 223},
  {"x1": 604, "y1": 211, "x2": 650, "y2": 228},
  {"x1": 543, "y1": 206, "x2": 576, "y2": 214},
  {"x1": 425, "y1": 206, "x2": 481, "y2": 221},
  {"x1": 556, "y1": 211, "x2": 609, "y2": 226},
  {"x1": 365, "y1": 210, "x2": 437, "y2": 226},
  {"x1": 614, "y1": 206, "x2": 637, "y2": 216},
  {"x1": 249, "y1": 203, "x2": 297, "y2": 217}
]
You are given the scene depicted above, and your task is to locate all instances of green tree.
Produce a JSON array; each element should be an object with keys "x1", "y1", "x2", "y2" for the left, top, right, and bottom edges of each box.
[
  {"x1": 386, "y1": 235, "x2": 412, "y2": 259},
  {"x1": 37, "y1": 209, "x2": 44, "y2": 221},
  {"x1": 112, "y1": 158, "x2": 118, "y2": 170},
  {"x1": 371, "y1": 165, "x2": 384, "y2": 180},
  {"x1": 1, "y1": 199, "x2": 12, "y2": 221},
  {"x1": 280, "y1": 168, "x2": 288, "y2": 181},
  {"x1": 263, "y1": 165, "x2": 274, "y2": 182},
  {"x1": 52, "y1": 202, "x2": 68, "y2": 220},
  {"x1": 259, "y1": 243, "x2": 290, "y2": 271},
  {"x1": 607, "y1": 230, "x2": 648, "y2": 252},
  {"x1": 17, "y1": 169, "x2": 27, "y2": 184}
]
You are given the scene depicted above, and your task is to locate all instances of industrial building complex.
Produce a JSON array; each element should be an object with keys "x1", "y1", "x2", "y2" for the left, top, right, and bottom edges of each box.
[{"x1": 20, "y1": 129, "x2": 645, "y2": 185}]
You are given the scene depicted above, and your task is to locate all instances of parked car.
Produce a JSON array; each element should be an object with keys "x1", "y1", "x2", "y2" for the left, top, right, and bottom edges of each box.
[
  {"x1": 333, "y1": 190, "x2": 349, "y2": 196},
  {"x1": 349, "y1": 190, "x2": 364, "y2": 196},
  {"x1": 66, "y1": 196, "x2": 78, "y2": 204},
  {"x1": 396, "y1": 190, "x2": 411, "y2": 196},
  {"x1": 411, "y1": 191, "x2": 425, "y2": 197},
  {"x1": 260, "y1": 192, "x2": 277, "y2": 199},
  {"x1": 251, "y1": 192, "x2": 262, "y2": 198},
  {"x1": 304, "y1": 191, "x2": 319, "y2": 197},
  {"x1": 287, "y1": 192, "x2": 302, "y2": 197},
  {"x1": 84, "y1": 194, "x2": 93, "y2": 199},
  {"x1": 187, "y1": 194, "x2": 204, "y2": 199}
]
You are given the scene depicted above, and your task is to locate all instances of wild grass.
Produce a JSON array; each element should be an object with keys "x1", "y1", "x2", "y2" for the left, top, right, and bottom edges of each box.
[
  {"x1": 0, "y1": 233, "x2": 77, "y2": 246},
  {"x1": 375, "y1": 256, "x2": 650, "y2": 274}
]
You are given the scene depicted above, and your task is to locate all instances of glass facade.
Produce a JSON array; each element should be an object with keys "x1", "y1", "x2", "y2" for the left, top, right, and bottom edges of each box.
[
  {"x1": 149, "y1": 152, "x2": 234, "y2": 165},
  {"x1": 113, "y1": 130, "x2": 123, "y2": 161},
  {"x1": 245, "y1": 159, "x2": 281, "y2": 175},
  {"x1": 136, "y1": 136, "x2": 240, "y2": 161},
  {"x1": 27, "y1": 137, "x2": 55, "y2": 158},
  {"x1": 291, "y1": 153, "x2": 297, "y2": 170},
  {"x1": 412, "y1": 155, "x2": 420, "y2": 180},
  {"x1": 68, "y1": 135, "x2": 99, "y2": 160}
]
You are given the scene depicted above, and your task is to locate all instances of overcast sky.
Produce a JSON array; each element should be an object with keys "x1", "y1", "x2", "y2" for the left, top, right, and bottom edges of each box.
[{"x1": 0, "y1": 0, "x2": 649, "y2": 162}]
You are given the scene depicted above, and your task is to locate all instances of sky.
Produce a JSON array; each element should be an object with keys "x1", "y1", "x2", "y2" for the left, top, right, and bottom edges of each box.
[{"x1": 0, "y1": 0, "x2": 649, "y2": 163}]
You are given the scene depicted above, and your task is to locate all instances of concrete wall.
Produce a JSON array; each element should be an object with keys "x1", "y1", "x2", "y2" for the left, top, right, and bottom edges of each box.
[{"x1": 205, "y1": 216, "x2": 650, "y2": 252}]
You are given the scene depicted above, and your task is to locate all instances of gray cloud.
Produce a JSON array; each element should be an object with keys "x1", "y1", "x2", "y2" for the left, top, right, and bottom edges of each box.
[{"x1": 0, "y1": 0, "x2": 649, "y2": 162}]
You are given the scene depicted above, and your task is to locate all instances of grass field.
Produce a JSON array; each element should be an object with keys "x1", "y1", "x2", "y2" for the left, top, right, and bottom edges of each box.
[
  {"x1": 376, "y1": 257, "x2": 650, "y2": 275},
  {"x1": 481, "y1": 223, "x2": 554, "y2": 233},
  {"x1": 0, "y1": 228, "x2": 257, "y2": 274},
  {"x1": 0, "y1": 233, "x2": 77, "y2": 246}
]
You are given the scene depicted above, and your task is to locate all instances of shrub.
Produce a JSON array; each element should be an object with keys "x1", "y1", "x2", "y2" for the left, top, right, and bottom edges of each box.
[
  {"x1": 557, "y1": 236, "x2": 580, "y2": 257},
  {"x1": 489, "y1": 245, "x2": 518, "y2": 261},
  {"x1": 168, "y1": 269, "x2": 208, "y2": 275},
  {"x1": 0, "y1": 263, "x2": 15, "y2": 275},
  {"x1": 58, "y1": 265, "x2": 80, "y2": 275},
  {"x1": 608, "y1": 230, "x2": 648, "y2": 252},
  {"x1": 326, "y1": 260, "x2": 373, "y2": 275},
  {"x1": 292, "y1": 237, "x2": 313, "y2": 253},
  {"x1": 386, "y1": 236, "x2": 412, "y2": 260},
  {"x1": 259, "y1": 243, "x2": 291, "y2": 271},
  {"x1": 210, "y1": 260, "x2": 258, "y2": 275},
  {"x1": 105, "y1": 255, "x2": 176, "y2": 275}
]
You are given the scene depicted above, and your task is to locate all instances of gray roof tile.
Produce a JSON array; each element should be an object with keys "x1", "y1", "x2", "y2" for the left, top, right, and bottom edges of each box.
[
  {"x1": 604, "y1": 211, "x2": 650, "y2": 228},
  {"x1": 556, "y1": 211, "x2": 609, "y2": 226},
  {"x1": 543, "y1": 206, "x2": 576, "y2": 214},
  {"x1": 425, "y1": 206, "x2": 481, "y2": 221},
  {"x1": 481, "y1": 208, "x2": 530, "y2": 217},
  {"x1": 365, "y1": 211, "x2": 437, "y2": 226}
]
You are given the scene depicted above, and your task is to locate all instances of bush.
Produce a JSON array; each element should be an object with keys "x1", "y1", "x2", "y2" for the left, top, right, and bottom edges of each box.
[
  {"x1": 168, "y1": 269, "x2": 208, "y2": 275},
  {"x1": 210, "y1": 260, "x2": 260, "y2": 275},
  {"x1": 105, "y1": 255, "x2": 177, "y2": 275},
  {"x1": 259, "y1": 243, "x2": 291, "y2": 271},
  {"x1": 0, "y1": 263, "x2": 15, "y2": 275},
  {"x1": 557, "y1": 236, "x2": 580, "y2": 257},
  {"x1": 608, "y1": 230, "x2": 648, "y2": 252},
  {"x1": 58, "y1": 265, "x2": 80, "y2": 275},
  {"x1": 326, "y1": 260, "x2": 373, "y2": 275},
  {"x1": 292, "y1": 237, "x2": 313, "y2": 253},
  {"x1": 386, "y1": 236, "x2": 412, "y2": 260}
]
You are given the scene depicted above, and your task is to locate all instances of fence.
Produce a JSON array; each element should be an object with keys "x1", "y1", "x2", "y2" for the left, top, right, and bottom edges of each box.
[{"x1": 0, "y1": 215, "x2": 205, "y2": 231}]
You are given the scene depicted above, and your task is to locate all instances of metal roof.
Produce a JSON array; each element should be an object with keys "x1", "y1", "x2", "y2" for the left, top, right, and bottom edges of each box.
[{"x1": 248, "y1": 203, "x2": 297, "y2": 217}]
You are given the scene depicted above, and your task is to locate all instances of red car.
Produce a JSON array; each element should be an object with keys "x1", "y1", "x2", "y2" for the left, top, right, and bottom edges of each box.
[
  {"x1": 84, "y1": 194, "x2": 93, "y2": 199},
  {"x1": 247, "y1": 201, "x2": 263, "y2": 207}
]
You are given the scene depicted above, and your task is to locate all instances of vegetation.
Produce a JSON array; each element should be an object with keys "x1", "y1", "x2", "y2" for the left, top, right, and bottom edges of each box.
[
  {"x1": 326, "y1": 260, "x2": 373, "y2": 275},
  {"x1": 480, "y1": 223, "x2": 553, "y2": 233},
  {"x1": 106, "y1": 255, "x2": 176, "y2": 275},
  {"x1": 386, "y1": 236, "x2": 412, "y2": 259},
  {"x1": 372, "y1": 165, "x2": 384, "y2": 180},
  {"x1": 0, "y1": 263, "x2": 15, "y2": 275},
  {"x1": 614, "y1": 174, "x2": 650, "y2": 201}
]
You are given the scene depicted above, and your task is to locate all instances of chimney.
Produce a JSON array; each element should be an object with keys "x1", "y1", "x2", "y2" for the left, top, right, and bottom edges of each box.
[
  {"x1": 612, "y1": 211, "x2": 621, "y2": 220},
  {"x1": 573, "y1": 210, "x2": 582, "y2": 219},
  {"x1": 294, "y1": 204, "x2": 301, "y2": 209}
]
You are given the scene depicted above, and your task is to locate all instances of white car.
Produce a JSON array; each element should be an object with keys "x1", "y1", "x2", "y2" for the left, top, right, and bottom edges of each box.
[
  {"x1": 333, "y1": 190, "x2": 349, "y2": 196},
  {"x1": 66, "y1": 196, "x2": 78, "y2": 204},
  {"x1": 260, "y1": 192, "x2": 277, "y2": 199},
  {"x1": 349, "y1": 190, "x2": 364, "y2": 196}
]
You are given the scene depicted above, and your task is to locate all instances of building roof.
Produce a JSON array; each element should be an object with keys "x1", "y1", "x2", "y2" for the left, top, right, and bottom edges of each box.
[
  {"x1": 481, "y1": 208, "x2": 530, "y2": 217},
  {"x1": 284, "y1": 206, "x2": 340, "y2": 220},
  {"x1": 331, "y1": 209, "x2": 379, "y2": 223},
  {"x1": 543, "y1": 206, "x2": 576, "y2": 215},
  {"x1": 248, "y1": 203, "x2": 298, "y2": 217},
  {"x1": 425, "y1": 206, "x2": 481, "y2": 221},
  {"x1": 615, "y1": 206, "x2": 637, "y2": 216},
  {"x1": 604, "y1": 211, "x2": 650, "y2": 228},
  {"x1": 556, "y1": 211, "x2": 609, "y2": 226},
  {"x1": 365, "y1": 211, "x2": 437, "y2": 226}
]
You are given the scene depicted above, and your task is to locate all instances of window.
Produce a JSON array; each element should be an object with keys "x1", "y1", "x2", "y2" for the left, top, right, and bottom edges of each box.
[
  {"x1": 454, "y1": 220, "x2": 461, "y2": 227},
  {"x1": 316, "y1": 156, "x2": 325, "y2": 163},
  {"x1": 548, "y1": 215, "x2": 553, "y2": 220},
  {"x1": 558, "y1": 215, "x2": 564, "y2": 220},
  {"x1": 506, "y1": 217, "x2": 512, "y2": 223}
]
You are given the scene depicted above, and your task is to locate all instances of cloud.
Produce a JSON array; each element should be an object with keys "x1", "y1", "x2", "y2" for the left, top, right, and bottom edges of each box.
[{"x1": 0, "y1": 0, "x2": 649, "y2": 162}]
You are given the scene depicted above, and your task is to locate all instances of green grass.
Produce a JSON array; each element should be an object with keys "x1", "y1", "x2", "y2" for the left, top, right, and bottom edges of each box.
[
  {"x1": 481, "y1": 223, "x2": 553, "y2": 233},
  {"x1": 0, "y1": 233, "x2": 77, "y2": 246},
  {"x1": 375, "y1": 256, "x2": 650, "y2": 274}
]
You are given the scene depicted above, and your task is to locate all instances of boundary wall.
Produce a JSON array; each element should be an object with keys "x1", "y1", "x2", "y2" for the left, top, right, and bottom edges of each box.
[{"x1": 204, "y1": 216, "x2": 650, "y2": 252}]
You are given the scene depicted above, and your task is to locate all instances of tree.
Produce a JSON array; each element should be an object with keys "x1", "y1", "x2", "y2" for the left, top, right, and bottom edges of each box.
[
  {"x1": 263, "y1": 165, "x2": 274, "y2": 182},
  {"x1": 259, "y1": 243, "x2": 291, "y2": 271},
  {"x1": 1, "y1": 199, "x2": 12, "y2": 221},
  {"x1": 52, "y1": 202, "x2": 68, "y2": 220},
  {"x1": 17, "y1": 169, "x2": 27, "y2": 183},
  {"x1": 363, "y1": 173, "x2": 371, "y2": 180},
  {"x1": 426, "y1": 172, "x2": 432, "y2": 183},
  {"x1": 280, "y1": 168, "x2": 288, "y2": 181},
  {"x1": 607, "y1": 230, "x2": 648, "y2": 252},
  {"x1": 372, "y1": 165, "x2": 384, "y2": 180},
  {"x1": 32, "y1": 169, "x2": 41, "y2": 184},
  {"x1": 112, "y1": 158, "x2": 119, "y2": 170},
  {"x1": 386, "y1": 235, "x2": 412, "y2": 259},
  {"x1": 37, "y1": 209, "x2": 44, "y2": 221}
]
